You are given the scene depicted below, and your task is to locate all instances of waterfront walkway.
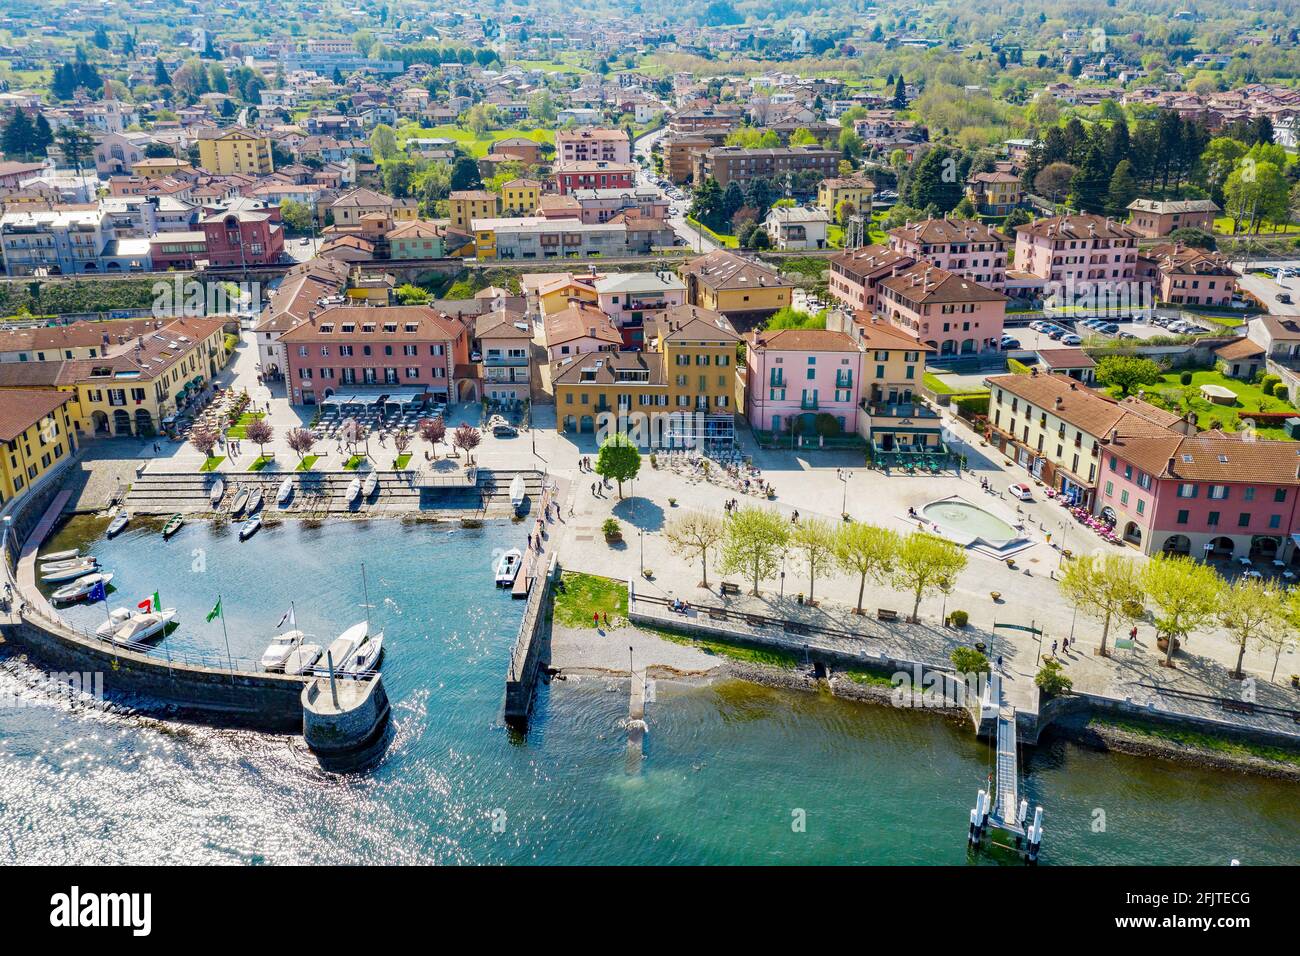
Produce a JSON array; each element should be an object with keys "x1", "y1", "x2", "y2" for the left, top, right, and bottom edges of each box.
[{"x1": 15, "y1": 491, "x2": 73, "y2": 621}]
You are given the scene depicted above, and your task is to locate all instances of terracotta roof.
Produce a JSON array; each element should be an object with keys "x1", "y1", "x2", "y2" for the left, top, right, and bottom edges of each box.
[
  {"x1": 851, "y1": 313, "x2": 934, "y2": 351},
  {"x1": 747, "y1": 328, "x2": 856, "y2": 352},
  {"x1": 879, "y1": 262, "x2": 1008, "y2": 305},
  {"x1": 1036, "y1": 347, "x2": 1096, "y2": 369},
  {"x1": 1015, "y1": 213, "x2": 1138, "y2": 242},
  {"x1": 254, "y1": 257, "x2": 351, "y2": 335},
  {"x1": 56, "y1": 316, "x2": 227, "y2": 384},
  {"x1": 647, "y1": 304, "x2": 739, "y2": 344},
  {"x1": 551, "y1": 350, "x2": 665, "y2": 387},
  {"x1": 888, "y1": 217, "x2": 1010, "y2": 246},
  {"x1": 543, "y1": 303, "x2": 621, "y2": 347},
  {"x1": 678, "y1": 250, "x2": 793, "y2": 292},
  {"x1": 828, "y1": 245, "x2": 915, "y2": 283},
  {"x1": 1215, "y1": 338, "x2": 1266, "y2": 361},
  {"x1": 0, "y1": 388, "x2": 72, "y2": 442},
  {"x1": 987, "y1": 371, "x2": 1176, "y2": 440},
  {"x1": 475, "y1": 310, "x2": 532, "y2": 340},
  {"x1": 280, "y1": 305, "x2": 462, "y2": 343},
  {"x1": 1107, "y1": 431, "x2": 1300, "y2": 485}
]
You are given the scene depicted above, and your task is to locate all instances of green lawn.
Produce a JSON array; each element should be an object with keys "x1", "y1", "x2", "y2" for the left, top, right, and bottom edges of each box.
[
  {"x1": 343, "y1": 455, "x2": 365, "y2": 470},
  {"x1": 200, "y1": 456, "x2": 225, "y2": 472},
  {"x1": 1109, "y1": 369, "x2": 1298, "y2": 438},
  {"x1": 552, "y1": 572, "x2": 628, "y2": 629},
  {"x1": 1214, "y1": 216, "x2": 1300, "y2": 236},
  {"x1": 397, "y1": 124, "x2": 553, "y2": 159},
  {"x1": 248, "y1": 455, "x2": 273, "y2": 472},
  {"x1": 393, "y1": 453, "x2": 412, "y2": 470},
  {"x1": 924, "y1": 372, "x2": 956, "y2": 395},
  {"x1": 296, "y1": 455, "x2": 320, "y2": 472},
  {"x1": 686, "y1": 217, "x2": 739, "y2": 248},
  {"x1": 226, "y1": 412, "x2": 265, "y2": 439}
]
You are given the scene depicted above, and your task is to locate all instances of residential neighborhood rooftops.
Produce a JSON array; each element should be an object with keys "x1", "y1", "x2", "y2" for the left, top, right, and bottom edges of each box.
[{"x1": 0, "y1": 388, "x2": 72, "y2": 442}]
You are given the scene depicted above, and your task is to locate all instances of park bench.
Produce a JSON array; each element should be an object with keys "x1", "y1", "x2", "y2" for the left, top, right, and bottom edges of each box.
[
  {"x1": 745, "y1": 614, "x2": 767, "y2": 627},
  {"x1": 1220, "y1": 699, "x2": 1256, "y2": 715},
  {"x1": 877, "y1": 608, "x2": 899, "y2": 622},
  {"x1": 707, "y1": 608, "x2": 728, "y2": 621},
  {"x1": 719, "y1": 582, "x2": 741, "y2": 596}
]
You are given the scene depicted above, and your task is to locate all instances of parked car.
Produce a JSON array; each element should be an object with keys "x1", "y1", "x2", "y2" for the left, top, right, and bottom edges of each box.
[
  {"x1": 1278, "y1": 292, "x2": 1293, "y2": 304},
  {"x1": 1061, "y1": 334, "x2": 1082, "y2": 345},
  {"x1": 1001, "y1": 337, "x2": 1021, "y2": 349},
  {"x1": 1008, "y1": 483, "x2": 1033, "y2": 501}
]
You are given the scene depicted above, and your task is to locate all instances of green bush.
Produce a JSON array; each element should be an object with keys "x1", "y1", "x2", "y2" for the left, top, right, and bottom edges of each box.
[
  {"x1": 949, "y1": 646, "x2": 990, "y2": 675},
  {"x1": 1258, "y1": 373, "x2": 1281, "y2": 393},
  {"x1": 1035, "y1": 659, "x2": 1074, "y2": 697},
  {"x1": 1273, "y1": 382, "x2": 1290, "y2": 400},
  {"x1": 1179, "y1": 370, "x2": 1193, "y2": 386},
  {"x1": 953, "y1": 394, "x2": 990, "y2": 419},
  {"x1": 1007, "y1": 357, "x2": 1033, "y2": 375},
  {"x1": 602, "y1": 517, "x2": 622, "y2": 540},
  {"x1": 949, "y1": 609, "x2": 969, "y2": 628}
]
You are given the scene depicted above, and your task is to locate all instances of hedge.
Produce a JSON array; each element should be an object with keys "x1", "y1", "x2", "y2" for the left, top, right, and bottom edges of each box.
[
  {"x1": 1007, "y1": 357, "x2": 1034, "y2": 375},
  {"x1": 953, "y1": 393, "x2": 990, "y2": 419}
]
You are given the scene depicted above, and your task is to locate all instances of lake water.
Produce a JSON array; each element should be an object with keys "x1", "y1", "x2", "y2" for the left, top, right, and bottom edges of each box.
[{"x1": 1, "y1": 517, "x2": 1296, "y2": 865}]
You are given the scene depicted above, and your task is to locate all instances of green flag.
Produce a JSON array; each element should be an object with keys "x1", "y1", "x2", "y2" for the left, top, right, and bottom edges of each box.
[
  {"x1": 206, "y1": 597, "x2": 222, "y2": 623},
  {"x1": 152, "y1": 590, "x2": 161, "y2": 613}
]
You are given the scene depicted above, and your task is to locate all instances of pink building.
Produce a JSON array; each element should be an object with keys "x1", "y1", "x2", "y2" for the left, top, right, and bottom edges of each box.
[
  {"x1": 877, "y1": 262, "x2": 1007, "y2": 356},
  {"x1": 887, "y1": 218, "x2": 1010, "y2": 290},
  {"x1": 554, "y1": 162, "x2": 636, "y2": 196},
  {"x1": 828, "y1": 245, "x2": 915, "y2": 313},
  {"x1": 1138, "y1": 243, "x2": 1238, "y2": 307},
  {"x1": 1013, "y1": 214, "x2": 1141, "y2": 287},
  {"x1": 1098, "y1": 431, "x2": 1300, "y2": 563},
  {"x1": 742, "y1": 328, "x2": 863, "y2": 436},
  {"x1": 556, "y1": 127, "x2": 632, "y2": 165},
  {"x1": 200, "y1": 203, "x2": 284, "y2": 267},
  {"x1": 280, "y1": 305, "x2": 470, "y2": 405}
]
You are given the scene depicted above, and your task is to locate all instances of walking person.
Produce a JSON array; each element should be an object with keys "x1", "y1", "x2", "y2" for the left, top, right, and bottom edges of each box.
[{"x1": 1051, "y1": 640, "x2": 1058, "y2": 657}]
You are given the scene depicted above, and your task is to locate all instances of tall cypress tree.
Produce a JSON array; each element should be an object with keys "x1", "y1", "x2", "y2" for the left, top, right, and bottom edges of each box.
[{"x1": 1, "y1": 109, "x2": 34, "y2": 158}]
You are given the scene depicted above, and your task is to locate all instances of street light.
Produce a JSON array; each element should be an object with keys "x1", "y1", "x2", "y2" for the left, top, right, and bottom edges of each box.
[
  {"x1": 639, "y1": 529, "x2": 645, "y2": 576},
  {"x1": 837, "y1": 468, "x2": 853, "y2": 517}
]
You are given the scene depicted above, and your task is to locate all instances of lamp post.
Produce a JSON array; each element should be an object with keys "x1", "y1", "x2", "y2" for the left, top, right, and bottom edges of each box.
[
  {"x1": 837, "y1": 468, "x2": 853, "y2": 517},
  {"x1": 639, "y1": 529, "x2": 645, "y2": 576}
]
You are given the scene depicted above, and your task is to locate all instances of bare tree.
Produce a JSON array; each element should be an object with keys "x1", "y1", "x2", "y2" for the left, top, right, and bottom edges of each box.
[
  {"x1": 663, "y1": 511, "x2": 725, "y2": 588},
  {"x1": 393, "y1": 429, "x2": 412, "y2": 466}
]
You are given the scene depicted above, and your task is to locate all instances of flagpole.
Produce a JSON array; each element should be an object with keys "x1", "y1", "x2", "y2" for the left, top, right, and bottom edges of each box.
[{"x1": 217, "y1": 593, "x2": 235, "y2": 682}]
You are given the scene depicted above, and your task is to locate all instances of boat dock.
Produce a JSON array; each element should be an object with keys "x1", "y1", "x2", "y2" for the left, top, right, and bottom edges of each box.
[{"x1": 968, "y1": 704, "x2": 1044, "y2": 863}]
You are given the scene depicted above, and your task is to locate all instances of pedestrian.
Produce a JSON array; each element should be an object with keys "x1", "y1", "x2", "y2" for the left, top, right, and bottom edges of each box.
[
  {"x1": 594, "y1": 611, "x2": 600, "y2": 628},
  {"x1": 996, "y1": 655, "x2": 1003, "y2": 671},
  {"x1": 1062, "y1": 637, "x2": 1069, "y2": 654},
  {"x1": 1051, "y1": 640, "x2": 1058, "y2": 657},
  {"x1": 603, "y1": 611, "x2": 609, "y2": 627}
]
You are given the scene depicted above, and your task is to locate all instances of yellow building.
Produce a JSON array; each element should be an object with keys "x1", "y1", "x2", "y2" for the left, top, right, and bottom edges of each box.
[
  {"x1": 534, "y1": 272, "x2": 602, "y2": 314},
  {"x1": 816, "y1": 176, "x2": 875, "y2": 220},
  {"x1": 553, "y1": 304, "x2": 739, "y2": 444},
  {"x1": 839, "y1": 313, "x2": 933, "y2": 404},
  {"x1": 679, "y1": 250, "x2": 793, "y2": 326},
  {"x1": 499, "y1": 179, "x2": 541, "y2": 216},
  {"x1": 197, "y1": 127, "x2": 274, "y2": 176},
  {"x1": 131, "y1": 157, "x2": 194, "y2": 180},
  {"x1": 449, "y1": 190, "x2": 499, "y2": 232},
  {"x1": 0, "y1": 388, "x2": 77, "y2": 507}
]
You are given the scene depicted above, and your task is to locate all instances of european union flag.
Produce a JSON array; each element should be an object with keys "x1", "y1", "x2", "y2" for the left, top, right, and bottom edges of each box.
[{"x1": 87, "y1": 580, "x2": 106, "y2": 604}]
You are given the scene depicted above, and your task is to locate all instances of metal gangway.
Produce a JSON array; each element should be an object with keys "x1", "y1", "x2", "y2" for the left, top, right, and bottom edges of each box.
[{"x1": 968, "y1": 703, "x2": 1045, "y2": 863}]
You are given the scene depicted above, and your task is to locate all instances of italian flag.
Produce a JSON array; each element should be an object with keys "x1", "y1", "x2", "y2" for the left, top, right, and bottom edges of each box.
[{"x1": 138, "y1": 591, "x2": 161, "y2": 613}]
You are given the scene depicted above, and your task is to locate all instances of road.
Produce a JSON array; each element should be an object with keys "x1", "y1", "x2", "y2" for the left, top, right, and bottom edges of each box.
[
  {"x1": 633, "y1": 126, "x2": 719, "y2": 254},
  {"x1": 1230, "y1": 261, "x2": 1300, "y2": 318}
]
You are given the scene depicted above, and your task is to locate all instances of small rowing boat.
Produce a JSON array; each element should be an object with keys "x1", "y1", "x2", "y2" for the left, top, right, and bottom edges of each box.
[
  {"x1": 162, "y1": 514, "x2": 184, "y2": 539},
  {"x1": 345, "y1": 476, "x2": 362, "y2": 505},
  {"x1": 363, "y1": 471, "x2": 379, "y2": 498},
  {"x1": 39, "y1": 549, "x2": 82, "y2": 563},
  {"x1": 105, "y1": 511, "x2": 129, "y2": 538},
  {"x1": 209, "y1": 479, "x2": 225, "y2": 507},
  {"x1": 230, "y1": 488, "x2": 249, "y2": 517},
  {"x1": 239, "y1": 516, "x2": 262, "y2": 540},
  {"x1": 276, "y1": 477, "x2": 294, "y2": 506}
]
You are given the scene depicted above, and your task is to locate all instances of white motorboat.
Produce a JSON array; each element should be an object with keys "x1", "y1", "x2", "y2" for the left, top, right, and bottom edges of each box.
[
  {"x1": 51, "y1": 572, "x2": 113, "y2": 603},
  {"x1": 260, "y1": 629, "x2": 307, "y2": 672},
  {"x1": 276, "y1": 477, "x2": 294, "y2": 505},
  {"x1": 210, "y1": 478, "x2": 225, "y2": 507},
  {"x1": 345, "y1": 476, "x2": 362, "y2": 505},
  {"x1": 363, "y1": 471, "x2": 379, "y2": 498},
  {"x1": 95, "y1": 607, "x2": 134, "y2": 638},
  {"x1": 495, "y1": 548, "x2": 522, "y2": 587},
  {"x1": 509, "y1": 474, "x2": 526, "y2": 510},
  {"x1": 325, "y1": 621, "x2": 368, "y2": 670},
  {"x1": 247, "y1": 488, "x2": 264, "y2": 514},
  {"x1": 230, "y1": 488, "x2": 249, "y2": 517},
  {"x1": 41, "y1": 560, "x2": 102, "y2": 583},
  {"x1": 40, "y1": 549, "x2": 82, "y2": 563},
  {"x1": 239, "y1": 516, "x2": 262, "y2": 540},
  {"x1": 105, "y1": 511, "x2": 129, "y2": 538},
  {"x1": 108, "y1": 608, "x2": 177, "y2": 647},
  {"x1": 339, "y1": 632, "x2": 384, "y2": 676},
  {"x1": 41, "y1": 557, "x2": 99, "y2": 574},
  {"x1": 283, "y1": 642, "x2": 323, "y2": 676}
]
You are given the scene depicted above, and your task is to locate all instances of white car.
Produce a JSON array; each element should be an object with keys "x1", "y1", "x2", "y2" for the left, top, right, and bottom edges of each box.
[{"x1": 1008, "y1": 483, "x2": 1033, "y2": 501}]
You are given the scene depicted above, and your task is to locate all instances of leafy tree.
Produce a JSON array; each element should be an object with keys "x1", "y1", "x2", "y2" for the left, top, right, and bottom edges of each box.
[
  {"x1": 56, "y1": 127, "x2": 95, "y2": 176},
  {"x1": 449, "y1": 155, "x2": 482, "y2": 192},
  {"x1": 1058, "y1": 553, "x2": 1144, "y2": 657},
  {"x1": 451, "y1": 424, "x2": 481, "y2": 460},
  {"x1": 1103, "y1": 159, "x2": 1138, "y2": 218},
  {"x1": 394, "y1": 283, "x2": 430, "y2": 304},
  {"x1": 1035, "y1": 659, "x2": 1073, "y2": 696},
  {"x1": 594, "y1": 432, "x2": 640, "y2": 498},
  {"x1": 245, "y1": 417, "x2": 274, "y2": 460},
  {"x1": 906, "y1": 147, "x2": 962, "y2": 213},
  {"x1": 1167, "y1": 227, "x2": 1216, "y2": 250},
  {"x1": 790, "y1": 517, "x2": 837, "y2": 604},
  {"x1": 190, "y1": 424, "x2": 219, "y2": 459},
  {"x1": 1, "y1": 109, "x2": 34, "y2": 158},
  {"x1": 664, "y1": 511, "x2": 726, "y2": 588},
  {"x1": 689, "y1": 176, "x2": 724, "y2": 227},
  {"x1": 1095, "y1": 355, "x2": 1163, "y2": 397},
  {"x1": 892, "y1": 533, "x2": 968, "y2": 623},
  {"x1": 834, "y1": 523, "x2": 901, "y2": 614},
  {"x1": 1034, "y1": 161, "x2": 1077, "y2": 205},
  {"x1": 279, "y1": 199, "x2": 313, "y2": 235},
  {"x1": 418, "y1": 416, "x2": 446, "y2": 456},
  {"x1": 369, "y1": 124, "x2": 397, "y2": 161},
  {"x1": 286, "y1": 427, "x2": 316, "y2": 462},
  {"x1": 719, "y1": 506, "x2": 790, "y2": 596},
  {"x1": 1141, "y1": 555, "x2": 1223, "y2": 666},
  {"x1": 891, "y1": 74, "x2": 907, "y2": 110},
  {"x1": 1217, "y1": 578, "x2": 1284, "y2": 679},
  {"x1": 950, "y1": 646, "x2": 991, "y2": 675}
]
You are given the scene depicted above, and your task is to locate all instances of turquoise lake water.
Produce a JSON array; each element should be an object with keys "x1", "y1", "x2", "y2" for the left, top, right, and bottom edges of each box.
[{"x1": 0, "y1": 516, "x2": 1296, "y2": 865}]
